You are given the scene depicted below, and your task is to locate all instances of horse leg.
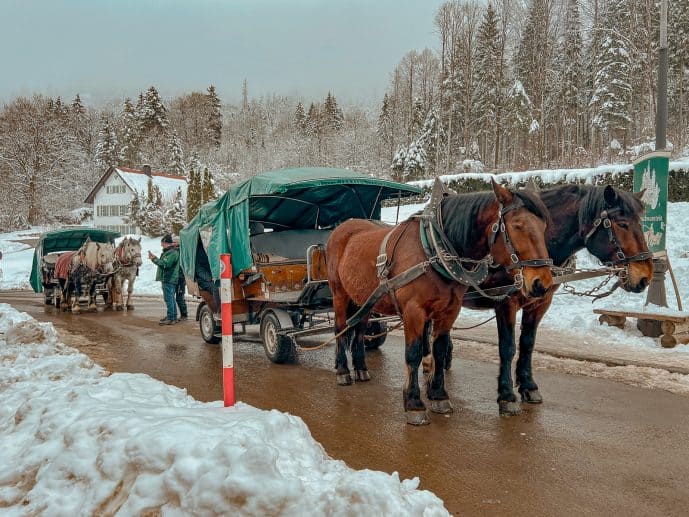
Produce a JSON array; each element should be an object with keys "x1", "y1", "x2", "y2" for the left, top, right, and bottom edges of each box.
[
  {"x1": 333, "y1": 293, "x2": 353, "y2": 386},
  {"x1": 71, "y1": 276, "x2": 81, "y2": 315},
  {"x1": 126, "y1": 277, "x2": 135, "y2": 310},
  {"x1": 403, "y1": 304, "x2": 430, "y2": 425},
  {"x1": 88, "y1": 280, "x2": 98, "y2": 312},
  {"x1": 426, "y1": 328, "x2": 454, "y2": 414},
  {"x1": 421, "y1": 320, "x2": 433, "y2": 375},
  {"x1": 111, "y1": 276, "x2": 122, "y2": 310},
  {"x1": 351, "y1": 317, "x2": 371, "y2": 382},
  {"x1": 495, "y1": 303, "x2": 519, "y2": 415},
  {"x1": 516, "y1": 298, "x2": 551, "y2": 404}
]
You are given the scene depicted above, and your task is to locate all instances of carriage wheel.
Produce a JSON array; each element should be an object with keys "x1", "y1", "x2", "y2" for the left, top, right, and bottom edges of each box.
[
  {"x1": 364, "y1": 321, "x2": 388, "y2": 350},
  {"x1": 44, "y1": 288, "x2": 53, "y2": 305},
  {"x1": 199, "y1": 304, "x2": 221, "y2": 344},
  {"x1": 260, "y1": 311, "x2": 296, "y2": 364}
]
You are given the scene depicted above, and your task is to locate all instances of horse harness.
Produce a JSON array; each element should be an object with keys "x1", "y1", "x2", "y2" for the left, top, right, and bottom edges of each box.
[
  {"x1": 115, "y1": 240, "x2": 141, "y2": 275},
  {"x1": 583, "y1": 206, "x2": 653, "y2": 279},
  {"x1": 344, "y1": 186, "x2": 552, "y2": 328}
]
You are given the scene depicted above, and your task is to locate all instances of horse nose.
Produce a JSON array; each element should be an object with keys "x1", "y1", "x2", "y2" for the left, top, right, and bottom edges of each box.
[
  {"x1": 636, "y1": 277, "x2": 649, "y2": 291},
  {"x1": 529, "y1": 278, "x2": 547, "y2": 298}
]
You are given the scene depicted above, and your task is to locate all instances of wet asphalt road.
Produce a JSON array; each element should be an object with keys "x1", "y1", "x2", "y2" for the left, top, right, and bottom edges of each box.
[{"x1": 3, "y1": 291, "x2": 689, "y2": 516}]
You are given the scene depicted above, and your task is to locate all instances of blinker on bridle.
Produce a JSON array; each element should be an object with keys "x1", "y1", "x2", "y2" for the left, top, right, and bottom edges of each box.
[
  {"x1": 488, "y1": 197, "x2": 553, "y2": 271},
  {"x1": 583, "y1": 206, "x2": 653, "y2": 266}
]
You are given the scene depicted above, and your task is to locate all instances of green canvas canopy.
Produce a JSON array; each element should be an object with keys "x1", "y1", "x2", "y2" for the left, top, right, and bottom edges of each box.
[
  {"x1": 30, "y1": 228, "x2": 121, "y2": 292},
  {"x1": 179, "y1": 167, "x2": 422, "y2": 280}
]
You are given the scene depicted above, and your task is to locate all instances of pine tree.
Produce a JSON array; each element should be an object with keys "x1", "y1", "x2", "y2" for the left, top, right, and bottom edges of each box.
[
  {"x1": 555, "y1": 0, "x2": 584, "y2": 159},
  {"x1": 293, "y1": 102, "x2": 306, "y2": 133},
  {"x1": 71, "y1": 94, "x2": 86, "y2": 116},
  {"x1": 125, "y1": 193, "x2": 144, "y2": 233},
  {"x1": 139, "y1": 86, "x2": 169, "y2": 134},
  {"x1": 168, "y1": 132, "x2": 185, "y2": 175},
  {"x1": 201, "y1": 166, "x2": 216, "y2": 203},
  {"x1": 165, "y1": 187, "x2": 187, "y2": 234},
  {"x1": 473, "y1": 2, "x2": 506, "y2": 167},
  {"x1": 186, "y1": 167, "x2": 202, "y2": 222},
  {"x1": 146, "y1": 177, "x2": 155, "y2": 205},
  {"x1": 322, "y1": 91, "x2": 344, "y2": 133},
  {"x1": 415, "y1": 108, "x2": 446, "y2": 176},
  {"x1": 305, "y1": 103, "x2": 320, "y2": 137},
  {"x1": 589, "y1": 0, "x2": 632, "y2": 147},
  {"x1": 94, "y1": 118, "x2": 119, "y2": 167},
  {"x1": 242, "y1": 79, "x2": 249, "y2": 112},
  {"x1": 377, "y1": 93, "x2": 394, "y2": 159},
  {"x1": 118, "y1": 98, "x2": 140, "y2": 166},
  {"x1": 670, "y1": 0, "x2": 689, "y2": 151},
  {"x1": 206, "y1": 84, "x2": 222, "y2": 147}
]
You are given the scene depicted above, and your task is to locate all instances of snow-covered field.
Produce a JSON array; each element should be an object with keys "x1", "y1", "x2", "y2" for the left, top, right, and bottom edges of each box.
[{"x1": 0, "y1": 304, "x2": 448, "y2": 515}]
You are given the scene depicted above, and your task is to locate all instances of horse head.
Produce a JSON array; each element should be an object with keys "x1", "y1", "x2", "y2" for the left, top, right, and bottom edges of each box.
[
  {"x1": 486, "y1": 180, "x2": 553, "y2": 298},
  {"x1": 581, "y1": 185, "x2": 653, "y2": 293},
  {"x1": 119, "y1": 237, "x2": 143, "y2": 267},
  {"x1": 94, "y1": 242, "x2": 115, "y2": 274}
]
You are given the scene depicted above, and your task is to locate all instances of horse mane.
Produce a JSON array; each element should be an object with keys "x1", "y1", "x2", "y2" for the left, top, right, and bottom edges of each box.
[
  {"x1": 541, "y1": 184, "x2": 644, "y2": 228},
  {"x1": 441, "y1": 188, "x2": 551, "y2": 255}
]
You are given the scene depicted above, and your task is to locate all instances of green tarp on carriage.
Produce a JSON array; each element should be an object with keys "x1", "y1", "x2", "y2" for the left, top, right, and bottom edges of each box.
[
  {"x1": 179, "y1": 167, "x2": 423, "y2": 281},
  {"x1": 29, "y1": 228, "x2": 121, "y2": 293}
]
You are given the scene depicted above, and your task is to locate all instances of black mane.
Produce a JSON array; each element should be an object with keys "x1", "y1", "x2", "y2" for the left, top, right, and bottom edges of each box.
[{"x1": 440, "y1": 188, "x2": 551, "y2": 256}]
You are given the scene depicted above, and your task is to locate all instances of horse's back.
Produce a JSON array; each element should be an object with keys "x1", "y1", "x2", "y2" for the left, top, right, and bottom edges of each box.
[{"x1": 54, "y1": 251, "x2": 77, "y2": 280}]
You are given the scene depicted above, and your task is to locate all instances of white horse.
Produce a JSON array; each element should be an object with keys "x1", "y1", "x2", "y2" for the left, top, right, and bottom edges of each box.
[
  {"x1": 108, "y1": 236, "x2": 143, "y2": 311},
  {"x1": 58, "y1": 239, "x2": 115, "y2": 314}
]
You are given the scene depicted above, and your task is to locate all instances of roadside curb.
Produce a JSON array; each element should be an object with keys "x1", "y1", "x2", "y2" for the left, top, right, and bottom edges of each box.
[{"x1": 449, "y1": 330, "x2": 689, "y2": 376}]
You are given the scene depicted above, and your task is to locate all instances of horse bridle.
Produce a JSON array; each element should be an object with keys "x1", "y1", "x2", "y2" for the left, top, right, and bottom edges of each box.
[
  {"x1": 583, "y1": 207, "x2": 653, "y2": 267},
  {"x1": 487, "y1": 197, "x2": 553, "y2": 273},
  {"x1": 116, "y1": 239, "x2": 142, "y2": 267}
]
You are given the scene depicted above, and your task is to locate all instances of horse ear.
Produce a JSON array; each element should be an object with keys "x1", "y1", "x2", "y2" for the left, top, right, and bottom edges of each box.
[
  {"x1": 634, "y1": 188, "x2": 646, "y2": 200},
  {"x1": 603, "y1": 184, "x2": 617, "y2": 206},
  {"x1": 491, "y1": 178, "x2": 513, "y2": 206},
  {"x1": 524, "y1": 177, "x2": 539, "y2": 192}
]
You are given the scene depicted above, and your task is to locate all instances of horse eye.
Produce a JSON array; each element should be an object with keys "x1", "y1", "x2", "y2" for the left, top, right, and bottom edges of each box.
[{"x1": 617, "y1": 221, "x2": 629, "y2": 229}]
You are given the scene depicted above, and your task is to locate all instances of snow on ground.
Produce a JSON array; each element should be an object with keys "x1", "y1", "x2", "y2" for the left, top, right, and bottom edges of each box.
[{"x1": 0, "y1": 304, "x2": 448, "y2": 515}]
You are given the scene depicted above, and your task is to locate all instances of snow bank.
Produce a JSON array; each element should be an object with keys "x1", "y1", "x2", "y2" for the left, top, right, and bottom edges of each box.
[{"x1": 0, "y1": 304, "x2": 448, "y2": 516}]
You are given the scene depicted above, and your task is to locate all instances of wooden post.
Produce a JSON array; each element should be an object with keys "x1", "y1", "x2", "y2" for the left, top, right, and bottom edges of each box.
[{"x1": 219, "y1": 254, "x2": 234, "y2": 407}]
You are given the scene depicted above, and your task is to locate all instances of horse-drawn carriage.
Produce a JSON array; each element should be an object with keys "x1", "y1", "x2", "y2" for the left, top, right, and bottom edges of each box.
[
  {"x1": 179, "y1": 167, "x2": 422, "y2": 362},
  {"x1": 29, "y1": 228, "x2": 120, "y2": 307}
]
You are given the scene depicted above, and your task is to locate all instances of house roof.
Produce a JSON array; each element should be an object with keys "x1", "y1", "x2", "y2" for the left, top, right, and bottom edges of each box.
[{"x1": 84, "y1": 166, "x2": 187, "y2": 204}]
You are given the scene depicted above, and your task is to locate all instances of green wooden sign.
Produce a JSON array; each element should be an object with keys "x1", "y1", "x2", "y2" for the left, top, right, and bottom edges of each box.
[{"x1": 633, "y1": 151, "x2": 670, "y2": 253}]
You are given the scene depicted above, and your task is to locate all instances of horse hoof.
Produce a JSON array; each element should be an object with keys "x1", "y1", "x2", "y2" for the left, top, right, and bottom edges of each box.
[
  {"x1": 405, "y1": 410, "x2": 431, "y2": 426},
  {"x1": 337, "y1": 374, "x2": 353, "y2": 386},
  {"x1": 126, "y1": 305, "x2": 134, "y2": 311},
  {"x1": 355, "y1": 370, "x2": 370, "y2": 382},
  {"x1": 499, "y1": 400, "x2": 522, "y2": 416},
  {"x1": 428, "y1": 399, "x2": 453, "y2": 414},
  {"x1": 521, "y1": 389, "x2": 543, "y2": 404},
  {"x1": 116, "y1": 306, "x2": 124, "y2": 311}
]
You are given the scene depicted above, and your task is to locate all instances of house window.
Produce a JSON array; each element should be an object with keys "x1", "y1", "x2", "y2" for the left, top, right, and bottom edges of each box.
[
  {"x1": 96, "y1": 205, "x2": 129, "y2": 217},
  {"x1": 106, "y1": 185, "x2": 127, "y2": 194}
]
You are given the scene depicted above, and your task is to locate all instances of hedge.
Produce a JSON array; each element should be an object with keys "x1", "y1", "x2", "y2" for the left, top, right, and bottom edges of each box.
[{"x1": 404, "y1": 161, "x2": 689, "y2": 202}]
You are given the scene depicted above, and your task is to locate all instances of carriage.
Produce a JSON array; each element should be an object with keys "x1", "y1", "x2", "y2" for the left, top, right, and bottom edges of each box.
[
  {"x1": 29, "y1": 228, "x2": 121, "y2": 307},
  {"x1": 179, "y1": 167, "x2": 422, "y2": 362}
]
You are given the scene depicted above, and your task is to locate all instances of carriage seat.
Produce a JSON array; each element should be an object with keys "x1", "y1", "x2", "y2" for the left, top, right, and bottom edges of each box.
[{"x1": 251, "y1": 229, "x2": 332, "y2": 262}]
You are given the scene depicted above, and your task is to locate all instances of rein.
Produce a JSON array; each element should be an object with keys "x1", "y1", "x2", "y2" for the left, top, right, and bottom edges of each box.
[{"x1": 115, "y1": 239, "x2": 141, "y2": 268}]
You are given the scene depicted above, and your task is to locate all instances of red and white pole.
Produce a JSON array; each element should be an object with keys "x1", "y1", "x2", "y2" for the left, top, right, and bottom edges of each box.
[{"x1": 219, "y1": 253, "x2": 235, "y2": 407}]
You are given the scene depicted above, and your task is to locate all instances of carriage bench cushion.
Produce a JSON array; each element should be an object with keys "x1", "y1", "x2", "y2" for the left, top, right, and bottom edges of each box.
[
  {"x1": 42, "y1": 253, "x2": 60, "y2": 265},
  {"x1": 251, "y1": 229, "x2": 332, "y2": 262},
  {"x1": 54, "y1": 251, "x2": 77, "y2": 280}
]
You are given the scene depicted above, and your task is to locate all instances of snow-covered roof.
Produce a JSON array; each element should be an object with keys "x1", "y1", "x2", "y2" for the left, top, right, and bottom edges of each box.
[
  {"x1": 84, "y1": 166, "x2": 187, "y2": 204},
  {"x1": 116, "y1": 167, "x2": 187, "y2": 204}
]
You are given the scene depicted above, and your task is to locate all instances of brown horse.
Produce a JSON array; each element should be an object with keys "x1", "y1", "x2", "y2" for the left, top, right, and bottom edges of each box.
[
  {"x1": 459, "y1": 184, "x2": 653, "y2": 415},
  {"x1": 326, "y1": 180, "x2": 554, "y2": 425}
]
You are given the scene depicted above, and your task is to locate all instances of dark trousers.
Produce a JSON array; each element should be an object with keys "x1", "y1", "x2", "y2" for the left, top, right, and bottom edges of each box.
[
  {"x1": 176, "y1": 275, "x2": 188, "y2": 317},
  {"x1": 162, "y1": 282, "x2": 177, "y2": 321}
]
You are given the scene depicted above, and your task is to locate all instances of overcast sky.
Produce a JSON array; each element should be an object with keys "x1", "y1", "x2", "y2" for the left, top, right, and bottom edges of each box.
[{"x1": 2, "y1": 0, "x2": 446, "y2": 106}]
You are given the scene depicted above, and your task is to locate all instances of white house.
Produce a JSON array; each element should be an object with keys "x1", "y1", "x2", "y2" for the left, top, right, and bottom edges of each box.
[{"x1": 84, "y1": 165, "x2": 187, "y2": 234}]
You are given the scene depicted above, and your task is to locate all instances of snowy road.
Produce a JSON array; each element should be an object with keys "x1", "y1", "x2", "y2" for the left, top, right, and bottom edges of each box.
[{"x1": 3, "y1": 291, "x2": 689, "y2": 516}]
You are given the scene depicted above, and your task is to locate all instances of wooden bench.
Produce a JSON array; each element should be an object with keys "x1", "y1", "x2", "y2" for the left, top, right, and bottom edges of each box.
[{"x1": 593, "y1": 308, "x2": 689, "y2": 348}]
